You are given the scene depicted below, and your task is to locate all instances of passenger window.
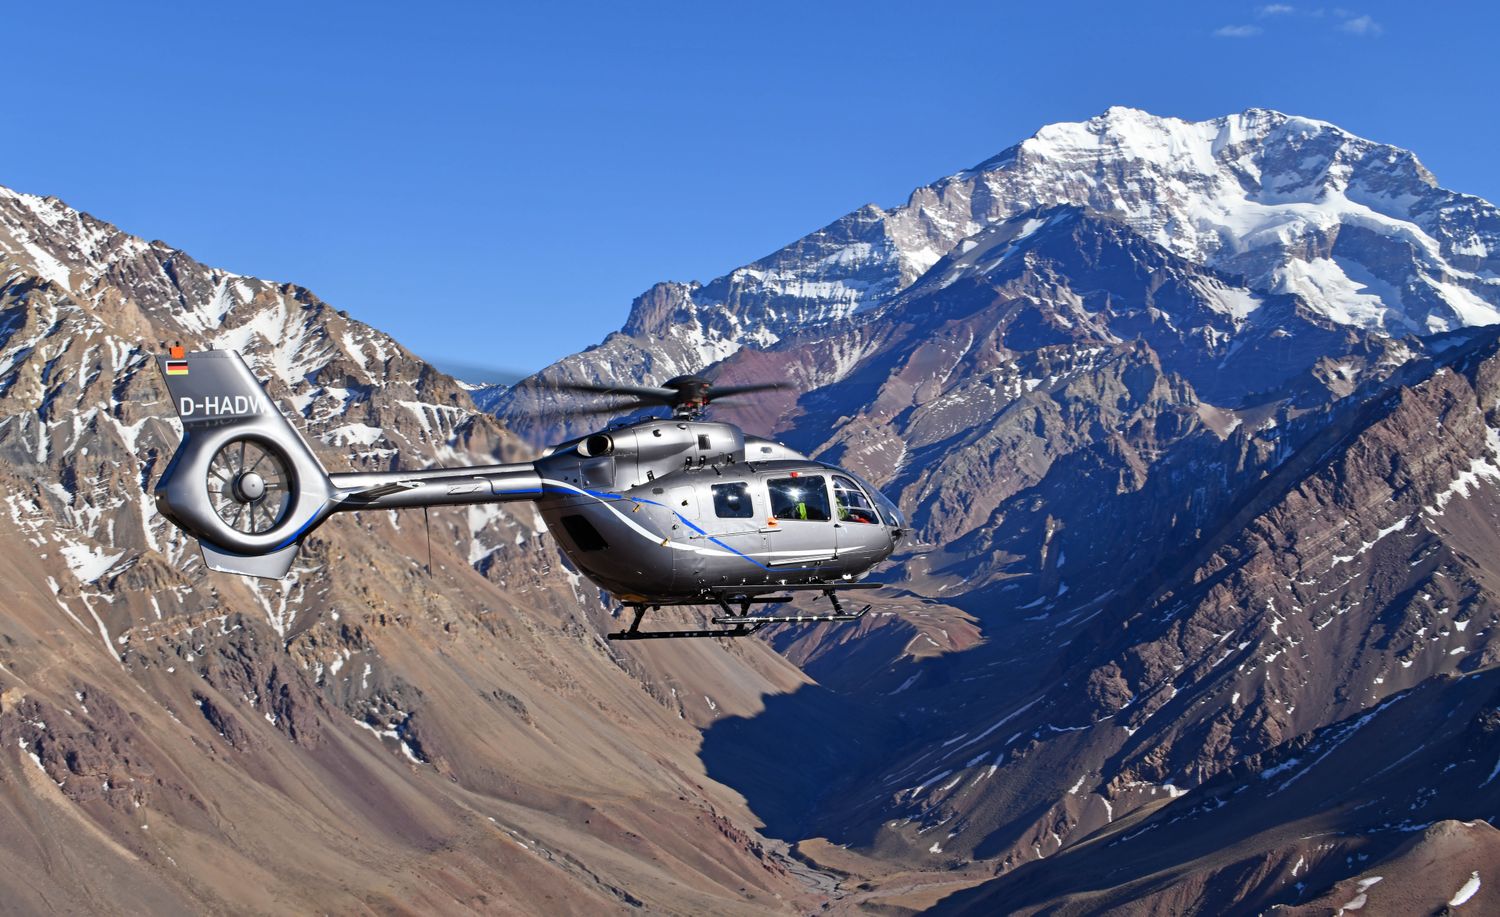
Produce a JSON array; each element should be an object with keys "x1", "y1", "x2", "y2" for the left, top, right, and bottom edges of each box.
[
  {"x1": 712, "y1": 482, "x2": 753, "y2": 518},
  {"x1": 832, "y1": 475, "x2": 879, "y2": 524},
  {"x1": 767, "y1": 476, "x2": 831, "y2": 521}
]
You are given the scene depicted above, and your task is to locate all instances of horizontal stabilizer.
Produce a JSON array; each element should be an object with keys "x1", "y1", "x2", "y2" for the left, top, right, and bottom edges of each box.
[{"x1": 200, "y1": 541, "x2": 300, "y2": 579}]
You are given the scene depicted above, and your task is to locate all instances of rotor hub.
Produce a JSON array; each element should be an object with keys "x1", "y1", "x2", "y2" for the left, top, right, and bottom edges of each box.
[
  {"x1": 232, "y1": 471, "x2": 267, "y2": 503},
  {"x1": 536, "y1": 373, "x2": 786, "y2": 422}
]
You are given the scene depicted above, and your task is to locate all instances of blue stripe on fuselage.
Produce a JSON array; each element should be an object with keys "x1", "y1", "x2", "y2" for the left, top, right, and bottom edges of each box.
[{"x1": 540, "y1": 482, "x2": 810, "y2": 572}]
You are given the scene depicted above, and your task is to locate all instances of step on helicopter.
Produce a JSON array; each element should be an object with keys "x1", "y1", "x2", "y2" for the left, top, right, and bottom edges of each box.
[{"x1": 151, "y1": 347, "x2": 906, "y2": 639}]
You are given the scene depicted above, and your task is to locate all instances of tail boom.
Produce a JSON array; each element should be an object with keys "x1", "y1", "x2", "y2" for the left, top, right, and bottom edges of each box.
[
  {"x1": 153, "y1": 349, "x2": 543, "y2": 579},
  {"x1": 329, "y1": 465, "x2": 542, "y2": 510}
]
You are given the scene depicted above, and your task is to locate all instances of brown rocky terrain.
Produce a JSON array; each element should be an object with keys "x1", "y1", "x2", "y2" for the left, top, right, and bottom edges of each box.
[
  {"x1": 0, "y1": 184, "x2": 836, "y2": 913},
  {"x1": 6, "y1": 106, "x2": 1500, "y2": 915}
]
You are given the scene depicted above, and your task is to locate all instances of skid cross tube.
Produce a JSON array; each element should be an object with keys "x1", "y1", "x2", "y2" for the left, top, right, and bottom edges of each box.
[
  {"x1": 606, "y1": 602, "x2": 768, "y2": 641},
  {"x1": 605, "y1": 585, "x2": 874, "y2": 640},
  {"x1": 713, "y1": 587, "x2": 871, "y2": 626}
]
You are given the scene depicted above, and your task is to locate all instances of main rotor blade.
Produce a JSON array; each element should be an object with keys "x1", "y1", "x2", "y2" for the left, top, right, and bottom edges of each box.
[
  {"x1": 544, "y1": 381, "x2": 679, "y2": 403},
  {"x1": 707, "y1": 382, "x2": 790, "y2": 399},
  {"x1": 524, "y1": 398, "x2": 658, "y2": 419},
  {"x1": 245, "y1": 447, "x2": 269, "y2": 474}
]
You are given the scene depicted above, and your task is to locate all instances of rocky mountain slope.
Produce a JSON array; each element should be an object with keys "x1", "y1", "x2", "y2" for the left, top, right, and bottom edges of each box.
[
  {"x1": 0, "y1": 185, "x2": 833, "y2": 913},
  {"x1": 496, "y1": 108, "x2": 1500, "y2": 912},
  {"x1": 5, "y1": 105, "x2": 1500, "y2": 915}
]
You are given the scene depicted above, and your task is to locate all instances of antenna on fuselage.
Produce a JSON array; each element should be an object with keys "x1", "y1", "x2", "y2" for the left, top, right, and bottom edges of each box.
[{"x1": 422, "y1": 505, "x2": 433, "y2": 577}]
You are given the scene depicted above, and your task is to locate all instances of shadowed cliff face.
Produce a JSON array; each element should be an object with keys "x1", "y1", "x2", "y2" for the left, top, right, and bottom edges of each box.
[
  {"x1": 929, "y1": 671, "x2": 1500, "y2": 916},
  {"x1": 683, "y1": 211, "x2": 1500, "y2": 905},
  {"x1": 680, "y1": 209, "x2": 1500, "y2": 907}
]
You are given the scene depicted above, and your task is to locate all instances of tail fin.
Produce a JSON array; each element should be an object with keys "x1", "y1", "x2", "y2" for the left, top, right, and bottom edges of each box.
[{"x1": 154, "y1": 349, "x2": 336, "y2": 578}]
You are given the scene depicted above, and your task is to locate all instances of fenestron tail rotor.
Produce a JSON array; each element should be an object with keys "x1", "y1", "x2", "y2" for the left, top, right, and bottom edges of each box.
[{"x1": 207, "y1": 438, "x2": 293, "y2": 535}]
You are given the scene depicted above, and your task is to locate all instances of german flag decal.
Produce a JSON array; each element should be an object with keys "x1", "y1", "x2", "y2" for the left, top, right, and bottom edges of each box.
[{"x1": 165, "y1": 360, "x2": 189, "y2": 376}]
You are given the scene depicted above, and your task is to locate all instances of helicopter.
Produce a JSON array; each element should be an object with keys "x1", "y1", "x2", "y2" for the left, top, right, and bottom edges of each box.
[{"x1": 150, "y1": 348, "x2": 907, "y2": 640}]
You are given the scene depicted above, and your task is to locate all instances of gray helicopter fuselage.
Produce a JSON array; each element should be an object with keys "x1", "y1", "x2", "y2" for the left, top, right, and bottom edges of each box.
[{"x1": 529, "y1": 419, "x2": 903, "y2": 601}]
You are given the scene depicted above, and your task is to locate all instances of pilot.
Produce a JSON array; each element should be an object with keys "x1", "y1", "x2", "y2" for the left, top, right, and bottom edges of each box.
[
  {"x1": 776, "y1": 488, "x2": 814, "y2": 520},
  {"x1": 835, "y1": 493, "x2": 874, "y2": 524},
  {"x1": 781, "y1": 499, "x2": 811, "y2": 520}
]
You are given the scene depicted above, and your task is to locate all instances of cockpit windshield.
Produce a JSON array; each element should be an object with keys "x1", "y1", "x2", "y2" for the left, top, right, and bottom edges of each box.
[
  {"x1": 832, "y1": 475, "x2": 880, "y2": 524},
  {"x1": 842, "y1": 471, "x2": 905, "y2": 529}
]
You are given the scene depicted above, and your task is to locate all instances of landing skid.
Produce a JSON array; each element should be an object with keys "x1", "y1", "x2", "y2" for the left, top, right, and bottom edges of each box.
[{"x1": 606, "y1": 584, "x2": 875, "y2": 641}]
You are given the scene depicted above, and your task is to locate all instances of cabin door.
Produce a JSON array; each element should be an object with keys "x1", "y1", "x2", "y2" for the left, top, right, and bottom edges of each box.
[{"x1": 665, "y1": 484, "x2": 705, "y2": 589}]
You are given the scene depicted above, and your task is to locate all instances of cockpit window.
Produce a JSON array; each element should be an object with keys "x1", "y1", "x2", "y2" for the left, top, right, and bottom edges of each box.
[
  {"x1": 768, "y1": 476, "x2": 830, "y2": 521},
  {"x1": 844, "y1": 471, "x2": 905, "y2": 528},
  {"x1": 712, "y1": 482, "x2": 753, "y2": 518},
  {"x1": 832, "y1": 475, "x2": 879, "y2": 524}
]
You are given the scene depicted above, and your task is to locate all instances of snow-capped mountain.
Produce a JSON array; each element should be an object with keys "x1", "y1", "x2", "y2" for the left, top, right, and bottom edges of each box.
[
  {"x1": 494, "y1": 107, "x2": 1500, "y2": 441},
  {"x1": 931, "y1": 107, "x2": 1500, "y2": 333}
]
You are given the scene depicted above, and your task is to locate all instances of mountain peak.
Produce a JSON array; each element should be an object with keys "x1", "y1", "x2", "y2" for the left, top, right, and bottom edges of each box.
[
  {"x1": 1015, "y1": 106, "x2": 1350, "y2": 173},
  {"x1": 941, "y1": 106, "x2": 1495, "y2": 334},
  {"x1": 498, "y1": 106, "x2": 1500, "y2": 437}
]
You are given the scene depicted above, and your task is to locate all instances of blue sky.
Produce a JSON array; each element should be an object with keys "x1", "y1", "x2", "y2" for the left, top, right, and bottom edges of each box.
[{"x1": 5, "y1": 1, "x2": 1496, "y2": 379}]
